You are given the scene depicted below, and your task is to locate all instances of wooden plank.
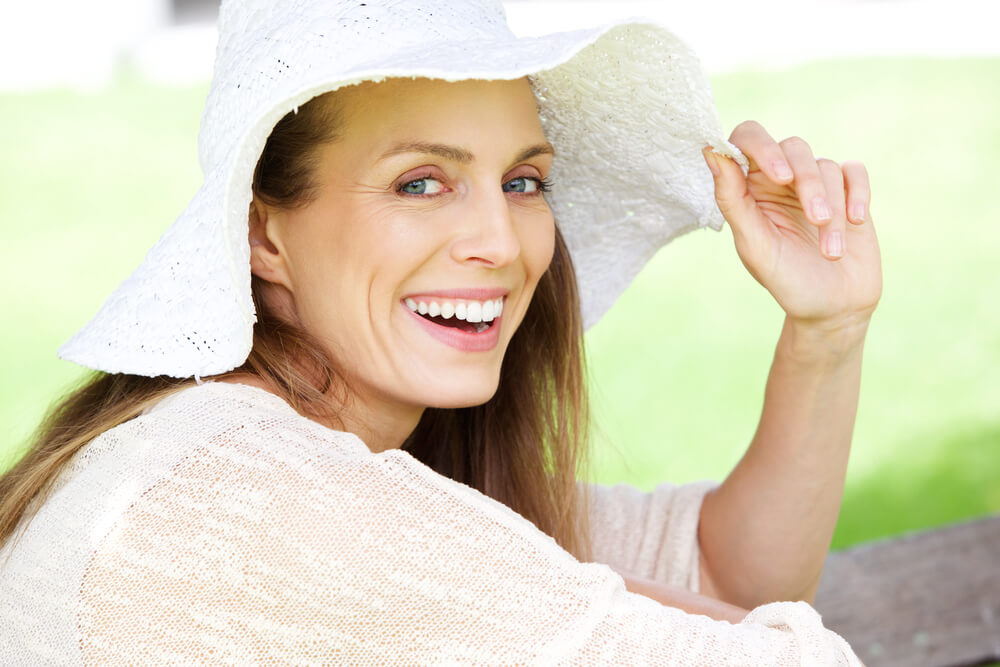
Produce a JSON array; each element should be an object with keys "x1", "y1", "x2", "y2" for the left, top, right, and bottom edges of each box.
[{"x1": 815, "y1": 515, "x2": 1000, "y2": 667}]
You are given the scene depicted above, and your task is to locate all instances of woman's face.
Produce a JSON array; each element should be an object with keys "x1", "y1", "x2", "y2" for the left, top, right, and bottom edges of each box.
[{"x1": 252, "y1": 77, "x2": 555, "y2": 432}]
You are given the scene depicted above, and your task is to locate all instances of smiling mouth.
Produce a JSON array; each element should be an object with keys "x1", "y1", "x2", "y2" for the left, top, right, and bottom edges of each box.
[
  {"x1": 404, "y1": 297, "x2": 503, "y2": 335},
  {"x1": 426, "y1": 316, "x2": 492, "y2": 334}
]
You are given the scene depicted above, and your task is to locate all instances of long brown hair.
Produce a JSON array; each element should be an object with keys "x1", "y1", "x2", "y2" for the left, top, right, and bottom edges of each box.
[{"x1": 0, "y1": 88, "x2": 591, "y2": 559}]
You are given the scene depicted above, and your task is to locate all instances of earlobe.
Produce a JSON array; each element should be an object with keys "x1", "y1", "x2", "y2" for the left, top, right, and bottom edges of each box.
[{"x1": 248, "y1": 198, "x2": 293, "y2": 291}]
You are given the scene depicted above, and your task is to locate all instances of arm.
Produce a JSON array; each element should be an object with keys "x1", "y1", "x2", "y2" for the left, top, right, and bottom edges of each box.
[
  {"x1": 586, "y1": 480, "x2": 716, "y2": 591},
  {"x1": 698, "y1": 123, "x2": 882, "y2": 608},
  {"x1": 618, "y1": 570, "x2": 748, "y2": 623},
  {"x1": 700, "y1": 316, "x2": 867, "y2": 606}
]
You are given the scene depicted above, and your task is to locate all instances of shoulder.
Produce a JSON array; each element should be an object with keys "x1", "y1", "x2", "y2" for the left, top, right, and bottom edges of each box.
[
  {"x1": 124, "y1": 383, "x2": 562, "y2": 555},
  {"x1": 58, "y1": 381, "x2": 372, "y2": 540},
  {"x1": 136, "y1": 380, "x2": 369, "y2": 459}
]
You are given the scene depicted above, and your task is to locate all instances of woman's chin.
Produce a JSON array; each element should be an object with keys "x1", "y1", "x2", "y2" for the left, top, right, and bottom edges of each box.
[{"x1": 414, "y1": 377, "x2": 501, "y2": 410}]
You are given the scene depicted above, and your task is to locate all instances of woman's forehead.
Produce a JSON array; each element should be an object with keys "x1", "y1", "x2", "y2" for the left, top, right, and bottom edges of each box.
[
  {"x1": 329, "y1": 77, "x2": 548, "y2": 161},
  {"x1": 337, "y1": 77, "x2": 538, "y2": 124}
]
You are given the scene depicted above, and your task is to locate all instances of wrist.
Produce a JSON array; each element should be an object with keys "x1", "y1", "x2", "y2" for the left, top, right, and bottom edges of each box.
[{"x1": 779, "y1": 314, "x2": 871, "y2": 366}]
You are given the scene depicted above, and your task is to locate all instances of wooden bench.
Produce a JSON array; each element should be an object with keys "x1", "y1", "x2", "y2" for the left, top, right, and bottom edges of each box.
[{"x1": 815, "y1": 515, "x2": 1000, "y2": 667}]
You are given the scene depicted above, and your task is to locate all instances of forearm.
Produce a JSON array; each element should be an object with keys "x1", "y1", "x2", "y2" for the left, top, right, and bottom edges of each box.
[{"x1": 699, "y1": 315, "x2": 869, "y2": 608}]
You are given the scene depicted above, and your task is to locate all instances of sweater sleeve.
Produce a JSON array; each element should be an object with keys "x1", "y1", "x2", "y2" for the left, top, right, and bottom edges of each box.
[
  {"x1": 75, "y1": 423, "x2": 860, "y2": 665},
  {"x1": 587, "y1": 480, "x2": 716, "y2": 592}
]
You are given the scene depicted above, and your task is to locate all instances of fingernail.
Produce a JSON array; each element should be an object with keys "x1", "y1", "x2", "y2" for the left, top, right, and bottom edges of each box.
[
  {"x1": 812, "y1": 197, "x2": 832, "y2": 221},
  {"x1": 703, "y1": 149, "x2": 721, "y2": 177},
  {"x1": 824, "y1": 231, "x2": 844, "y2": 258},
  {"x1": 851, "y1": 203, "x2": 866, "y2": 222},
  {"x1": 774, "y1": 161, "x2": 793, "y2": 181}
]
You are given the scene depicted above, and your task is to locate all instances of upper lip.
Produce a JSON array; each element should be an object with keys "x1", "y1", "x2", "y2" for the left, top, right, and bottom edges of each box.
[{"x1": 401, "y1": 287, "x2": 509, "y2": 300}]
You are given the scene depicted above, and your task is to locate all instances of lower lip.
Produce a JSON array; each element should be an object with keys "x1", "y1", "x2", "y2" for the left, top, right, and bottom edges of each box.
[{"x1": 404, "y1": 305, "x2": 502, "y2": 352}]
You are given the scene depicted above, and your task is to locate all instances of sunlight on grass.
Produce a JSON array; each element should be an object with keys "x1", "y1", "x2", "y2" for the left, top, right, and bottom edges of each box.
[{"x1": 2, "y1": 59, "x2": 998, "y2": 548}]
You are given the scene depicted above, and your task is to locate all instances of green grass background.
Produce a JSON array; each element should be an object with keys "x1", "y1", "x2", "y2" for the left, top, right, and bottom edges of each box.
[{"x1": 2, "y1": 58, "x2": 998, "y2": 549}]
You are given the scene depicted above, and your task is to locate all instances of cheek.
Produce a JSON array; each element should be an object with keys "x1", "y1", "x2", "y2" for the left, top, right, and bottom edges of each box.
[
  {"x1": 286, "y1": 202, "x2": 444, "y2": 328},
  {"x1": 279, "y1": 213, "x2": 373, "y2": 337},
  {"x1": 518, "y1": 211, "x2": 556, "y2": 285}
]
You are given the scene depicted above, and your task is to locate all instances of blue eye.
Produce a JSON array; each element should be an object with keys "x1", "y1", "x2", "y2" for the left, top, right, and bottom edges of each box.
[
  {"x1": 503, "y1": 176, "x2": 551, "y2": 194},
  {"x1": 400, "y1": 177, "x2": 446, "y2": 195},
  {"x1": 503, "y1": 177, "x2": 535, "y2": 194}
]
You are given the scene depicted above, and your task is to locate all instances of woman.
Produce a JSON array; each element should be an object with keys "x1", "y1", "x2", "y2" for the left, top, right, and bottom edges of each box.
[{"x1": 0, "y1": 0, "x2": 880, "y2": 663}]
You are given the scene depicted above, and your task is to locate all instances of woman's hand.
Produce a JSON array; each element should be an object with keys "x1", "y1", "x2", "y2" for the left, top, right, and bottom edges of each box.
[{"x1": 703, "y1": 122, "x2": 882, "y2": 340}]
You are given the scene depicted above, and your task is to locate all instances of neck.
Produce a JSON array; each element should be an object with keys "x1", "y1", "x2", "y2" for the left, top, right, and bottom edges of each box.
[
  {"x1": 334, "y1": 395, "x2": 424, "y2": 453},
  {"x1": 220, "y1": 373, "x2": 423, "y2": 452}
]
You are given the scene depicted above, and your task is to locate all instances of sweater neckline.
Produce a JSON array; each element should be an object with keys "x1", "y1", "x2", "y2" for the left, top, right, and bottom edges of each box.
[
  {"x1": 146, "y1": 380, "x2": 295, "y2": 416},
  {"x1": 145, "y1": 380, "x2": 374, "y2": 454}
]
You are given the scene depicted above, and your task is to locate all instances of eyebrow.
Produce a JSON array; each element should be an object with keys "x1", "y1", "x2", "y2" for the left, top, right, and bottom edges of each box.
[
  {"x1": 513, "y1": 142, "x2": 556, "y2": 163},
  {"x1": 378, "y1": 141, "x2": 555, "y2": 164}
]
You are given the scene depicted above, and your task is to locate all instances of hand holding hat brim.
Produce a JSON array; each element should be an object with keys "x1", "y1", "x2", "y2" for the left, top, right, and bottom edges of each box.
[{"x1": 704, "y1": 122, "x2": 881, "y2": 334}]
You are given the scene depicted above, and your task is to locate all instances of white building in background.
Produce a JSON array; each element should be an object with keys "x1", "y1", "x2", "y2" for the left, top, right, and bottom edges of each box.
[{"x1": 1, "y1": 0, "x2": 997, "y2": 91}]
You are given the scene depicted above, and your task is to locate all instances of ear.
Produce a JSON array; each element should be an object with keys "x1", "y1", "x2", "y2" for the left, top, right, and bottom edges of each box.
[{"x1": 249, "y1": 196, "x2": 294, "y2": 291}]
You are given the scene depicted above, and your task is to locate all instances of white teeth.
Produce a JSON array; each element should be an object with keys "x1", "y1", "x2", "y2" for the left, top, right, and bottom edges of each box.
[
  {"x1": 405, "y1": 296, "x2": 506, "y2": 323},
  {"x1": 466, "y1": 302, "x2": 483, "y2": 323}
]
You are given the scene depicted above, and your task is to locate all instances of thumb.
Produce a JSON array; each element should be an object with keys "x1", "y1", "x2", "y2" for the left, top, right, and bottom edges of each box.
[{"x1": 702, "y1": 147, "x2": 762, "y2": 241}]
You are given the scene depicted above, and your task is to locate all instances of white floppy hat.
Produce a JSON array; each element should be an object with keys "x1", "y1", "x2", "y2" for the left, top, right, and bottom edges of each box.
[{"x1": 59, "y1": 0, "x2": 745, "y2": 378}]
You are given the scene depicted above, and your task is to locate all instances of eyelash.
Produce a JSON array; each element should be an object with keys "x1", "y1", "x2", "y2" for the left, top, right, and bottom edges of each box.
[
  {"x1": 395, "y1": 175, "x2": 553, "y2": 196},
  {"x1": 530, "y1": 177, "x2": 554, "y2": 194}
]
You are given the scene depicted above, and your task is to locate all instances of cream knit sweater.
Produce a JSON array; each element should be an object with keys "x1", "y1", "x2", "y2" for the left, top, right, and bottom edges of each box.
[{"x1": 0, "y1": 382, "x2": 860, "y2": 665}]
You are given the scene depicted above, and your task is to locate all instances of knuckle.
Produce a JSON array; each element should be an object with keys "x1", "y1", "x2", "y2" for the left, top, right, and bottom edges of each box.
[
  {"x1": 840, "y1": 159, "x2": 868, "y2": 175},
  {"x1": 841, "y1": 160, "x2": 872, "y2": 196},
  {"x1": 797, "y1": 172, "x2": 825, "y2": 192},
  {"x1": 779, "y1": 135, "x2": 808, "y2": 151},
  {"x1": 732, "y1": 119, "x2": 764, "y2": 138},
  {"x1": 816, "y1": 157, "x2": 839, "y2": 170},
  {"x1": 817, "y1": 159, "x2": 843, "y2": 180}
]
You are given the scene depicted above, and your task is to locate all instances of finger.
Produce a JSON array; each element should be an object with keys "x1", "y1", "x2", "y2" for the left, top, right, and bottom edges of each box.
[
  {"x1": 703, "y1": 147, "x2": 772, "y2": 243},
  {"x1": 841, "y1": 160, "x2": 871, "y2": 225},
  {"x1": 817, "y1": 159, "x2": 847, "y2": 260},
  {"x1": 780, "y1": 136, "x2": 832, "y2": 227},
  {"x1": 728, "y1": 120, "x2": 794, "y2": 184}
]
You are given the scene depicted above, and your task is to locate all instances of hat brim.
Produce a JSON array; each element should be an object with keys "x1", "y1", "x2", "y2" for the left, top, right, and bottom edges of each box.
[{"x1": 60, "y1": 20, "x2": 744, "y2": 377}]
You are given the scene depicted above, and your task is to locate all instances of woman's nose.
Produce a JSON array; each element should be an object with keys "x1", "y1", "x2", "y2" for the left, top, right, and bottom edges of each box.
[{"x1": 449, "y1": 189, "x2": 521, "y2": 268}]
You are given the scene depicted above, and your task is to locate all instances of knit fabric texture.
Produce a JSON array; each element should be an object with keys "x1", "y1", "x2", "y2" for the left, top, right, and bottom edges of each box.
[{"x1": 1, "y1": 383, "x2": 860, "y2": 665}]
